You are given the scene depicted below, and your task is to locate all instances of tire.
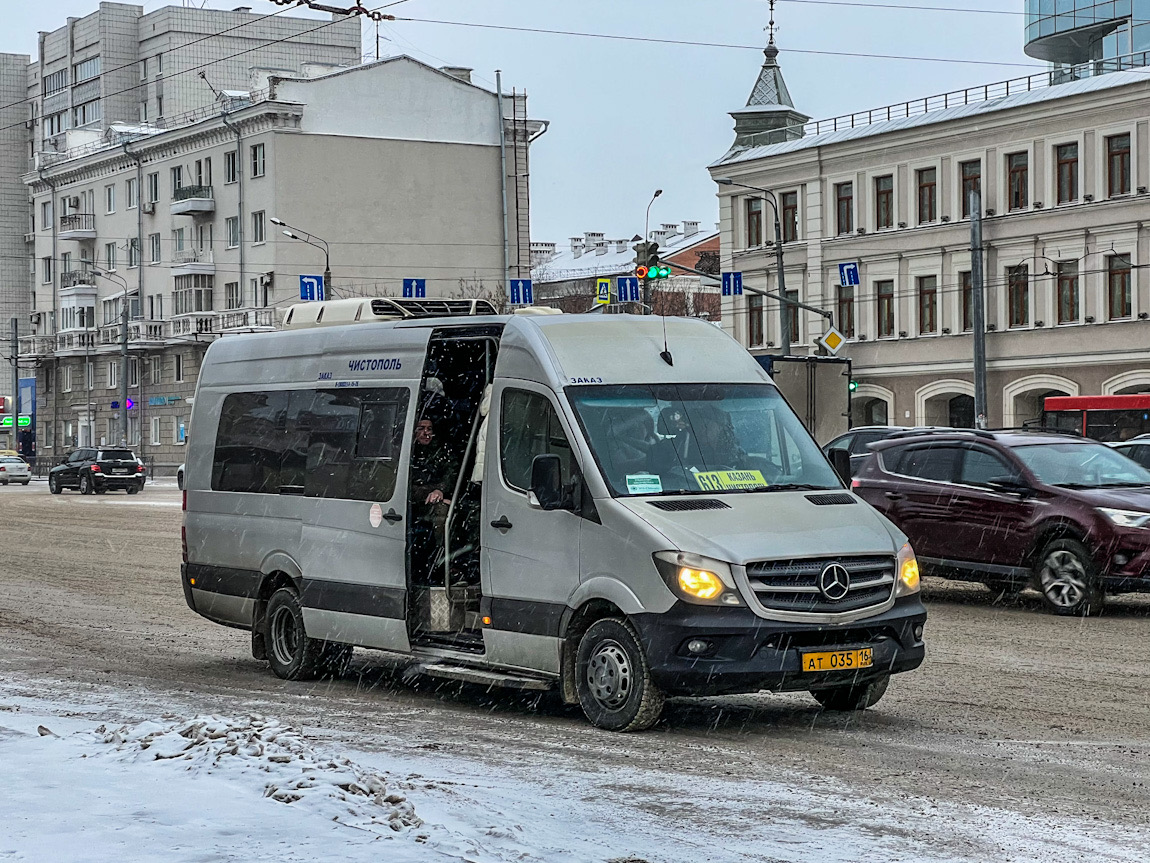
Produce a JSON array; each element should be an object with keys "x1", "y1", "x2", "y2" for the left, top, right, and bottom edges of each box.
[
  {"x1": 575, "y1": 618, "x2": 664, "y2": 732},
  {"x1": 21, "y1": 480, "x2": 29, "y2": 486},
  {"x1": 127, "y1": 483, "x2": 140, "y2": 495},
  {"x1": 94, "y1": 487, "x2": 106, "y2": 495},
  {"x1": 265, "y1": 587, "x2": 349, "y2": 681},
  {"x1": 1, "y1": 479, "x2": 7, "y2": 486},
  {"x1": 811, "y1": 673, "x2": 891, "y2": 712},
  {"x1": 1036, "y1": 538, "x2": 1103, "y2": 617},
  {"x1": 48, "y1": 474, "x2": 61, "y2": 495},
  {"x1": 79, "y1": 473, "x2": 93, "y2": 496}
]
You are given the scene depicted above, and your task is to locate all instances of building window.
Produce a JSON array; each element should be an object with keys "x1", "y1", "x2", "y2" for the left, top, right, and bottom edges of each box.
[
  {"x1": 157, "y1": 96, "x2": 164, "y2": 118},
  {"x1": 73, "y1": 100, "x2": 101, "y2": 127},
  {"x1": 781, "y1": 192, "x2": 798, "y2": 243},
  {"x1": 151, "y1": 357, "x2": 162, "y2": 385},
  {"x1": 148, "y1": 293, "x2": 164, "y2": 321},
  {"x1": 63, "y1": 366, "x2": 73, "y2": 393},
  {"x1": 170, "y1": 166, "x2": 182, "y2": 194},
  {"x1": 250, "y1": 143, "x2": 266, "y2": 178},
  {"x1": 73, "y1": 57, "x2": 101, "y2": 83},
  {"x1": 1007, "y1": 153, "x2": 1028, "y2": 211},
  {"x1": 104, "y1": 184, "x2": 115, "y2": 214},
  {"x1": 41, "y1": 201, "x2": 52, "y2": 230},
  {"x1": 1056, "y1": 143, "x2": 1078, "y2": 204},
  {"x1": 104, "y1": 242, "x2": 117, "y2": 271},
  {"x1": 251, "y1": 210, "x2": 266, "y2": 244},
  {"x1": 745, "y1": 198, "x2": 763, "y2": 247},
  {"x1": 41, "y1": 257, "x2": 52, "y2": 283},
  {"x1": 128, "y1": 238, "x2": 140, "y2": 268},
  {"x1": 747, "y1": 294, "x2": 764, "y2": 346},
  {"x1": 173, "y1": 274, "x2": 214, "y2": 315},
  {"x1": 224, "y1": 150, "x2": 238, "y2": 184},
  {"x1": 140, "y1": 58, "x2": 148, "y2": 81},
  {"x1": 784, "y1": 289, "x2": 799, "y2": 344},
  {"x1": 960, "y1": 271, "x2": 973, "y2": 332},
  {"x1": 918, "y1": 275, "x2": 938, "y2": 334},
  {"x1": 174, "y1": 354, "x2": 184, "y2": 383},
  {"x1": 175, "y1": 417, "x2": 187, "y2": 445},
  {"x1": 85, "y1": 361, "x2": 94, "y2": 391},
  {"x1": 44, "y1": 111, "x2": 68, "y2": 137},
  {"x1": 149, "y1": 233, "x2": 161, "y2": 263},
  {"x1": 129, "y1": 358, "x2": 139, "y2": 388},
  {"x1": 146, "y1": 172, "x2": 159, "y2": 203},
  {"x1": 1107, "y1": 134, "x2": 1131, "y2": 197},
  {"x1": 226, "y1": 217, "x2": 240, "y2": 248},
  {"x1": 835, "y1": 182, "x2": 853, "y2": 235},
  {"x1": 156, "y1": 53, "x2": 163, "y2": 74},
  {"x1": 195, "y1": 158, "x2": 212, "y2": 187},
  {"x1": 1057, "y1": 261, "x2": 1079, "y2": 323},
  {"x1": 225, "y1": 281, "x2": 242, "y2": 310},
  {"x1": 836, "y1": 285, "x2": 855, "y2": 337},
  {"x1": 108, "y1": 362, "x2": 119, "y2": 390},
  {"x1": 126, "y1": 177, "x2": 138, "y2": 209},
  {"x1": 960, "y1": 160, "x2": 981, "y2": 218},
  {"x1": 1108, "y1": 254, "x2": 1132, "y2": 320},
  {"x1": 874, "y1": 175, "x2": 894, "y2": 230},
  {"x1": 151, "y1": 416, "x2": 162, "y2": 446},
  {"x1": 917, "y1": 168, "x2": 937, "y2": 224},
  {"x1": 876, "y1": 280, "x2": 894, "y2": 338},
  {"x1": 43, "y1": 69, "x2": 68, "y2": 96}
]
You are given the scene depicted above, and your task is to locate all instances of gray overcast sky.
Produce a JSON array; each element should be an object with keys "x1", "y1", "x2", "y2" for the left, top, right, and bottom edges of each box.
[{"x1": 1, "y1": 0, "x2": 1033, "y2": 244}]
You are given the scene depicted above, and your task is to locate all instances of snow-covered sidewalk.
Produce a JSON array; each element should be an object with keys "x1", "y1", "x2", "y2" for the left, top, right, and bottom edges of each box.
[{"x1": 1, "y1": 681, "x2": 1147, "y2": 863}]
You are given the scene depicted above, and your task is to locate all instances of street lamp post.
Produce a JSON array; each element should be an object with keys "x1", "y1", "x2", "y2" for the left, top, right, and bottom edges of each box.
[
  {"x1": 92, "y1": 268, "x2": 131, "y2": 445},
  {"x1": 642, "y1": 189, "x2": 663, "y2": 315},
  {"x1": 715, "y1": 177, "x2": 790, "y2": 355},
  {"x1": 270, "y1": 217, "x2": 334, "y2": 299}
]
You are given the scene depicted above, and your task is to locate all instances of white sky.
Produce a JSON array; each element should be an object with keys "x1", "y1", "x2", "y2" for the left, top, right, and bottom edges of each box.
[{"x1": 0, "y1": 0, "x2": 1035, "y2": 244}]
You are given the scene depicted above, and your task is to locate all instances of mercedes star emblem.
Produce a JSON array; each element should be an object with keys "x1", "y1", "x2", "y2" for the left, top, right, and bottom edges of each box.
[{"x1": 819, "y1": 563, "x2": 851, "y2": 601}]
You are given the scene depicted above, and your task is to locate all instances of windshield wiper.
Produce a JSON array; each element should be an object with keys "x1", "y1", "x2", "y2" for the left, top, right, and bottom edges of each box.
[{"x1": 763, "y1": 483, "x2": 836, "y2": 493}]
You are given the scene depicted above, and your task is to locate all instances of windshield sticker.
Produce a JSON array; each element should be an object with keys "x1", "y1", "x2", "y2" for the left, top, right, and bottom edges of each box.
[
  {"x1": 626, "y1": 474, "x2": 663, "y2": 495},
  {"x1": 694, "y1": 470, "x2": 769, "y2": 492}
]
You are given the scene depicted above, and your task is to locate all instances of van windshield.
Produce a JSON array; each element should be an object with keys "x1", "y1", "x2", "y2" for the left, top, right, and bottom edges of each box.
[{"x1": 567, "y1": 383, "x2": 841, "y2": 496}]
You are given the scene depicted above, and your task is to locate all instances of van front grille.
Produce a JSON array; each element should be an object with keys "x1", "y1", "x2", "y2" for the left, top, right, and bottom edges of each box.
[{"x1": 746, "y1": 556, "x2": 895, "y2": 614}]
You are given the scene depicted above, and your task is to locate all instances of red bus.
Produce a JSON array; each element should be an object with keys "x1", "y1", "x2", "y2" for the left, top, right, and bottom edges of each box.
[{"x1": 1043, "y1": 394, "x2": 1150, "y2": 441}]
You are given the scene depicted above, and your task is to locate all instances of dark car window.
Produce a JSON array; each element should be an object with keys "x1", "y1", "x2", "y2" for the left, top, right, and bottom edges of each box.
[
  {"x1": 887, "y1": 444, "x2": 962, "y2": 482},
  {"x1": 826, "y1": 434, "x2": 853, "y2": 453},
  {"x1": 959, "y1": 448, "x2": 1020, "y2": 487},
  {"x1": 99, "y1": 449, "x2": 136, "y2": 460},
  {"x1": 850, "y1": 431, "x2": 889, "y2": 454},
  {"x1": 1116, "y1": 444, "x2": 1150, "y2": 469}
]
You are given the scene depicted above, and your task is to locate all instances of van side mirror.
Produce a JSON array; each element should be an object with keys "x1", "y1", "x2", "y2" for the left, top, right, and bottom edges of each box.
[
  {"x1": 530, "y1": 454, "x2": 568, "y2": 510},
  {"x1": 829, "y1": 448, "x2": 852, "y2": 486}
]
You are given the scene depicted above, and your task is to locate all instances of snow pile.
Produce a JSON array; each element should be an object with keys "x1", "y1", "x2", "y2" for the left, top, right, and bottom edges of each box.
[{"x1": 92, "y1": 715, "x2": 423, "y2": 837}]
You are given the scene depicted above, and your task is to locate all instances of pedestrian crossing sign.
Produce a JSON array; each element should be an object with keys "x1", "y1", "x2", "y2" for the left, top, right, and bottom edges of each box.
[
  {"x1": 595, "y1": 278, "x2": 611, "y2": 305},
  {"x1": 819, "y1": 325, "x2": 847, "y2": 355}
]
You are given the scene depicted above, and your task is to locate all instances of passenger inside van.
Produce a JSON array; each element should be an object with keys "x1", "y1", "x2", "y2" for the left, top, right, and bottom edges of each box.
[{"x1": 409, "y1": 418, "x2": 456, "y2": 586}]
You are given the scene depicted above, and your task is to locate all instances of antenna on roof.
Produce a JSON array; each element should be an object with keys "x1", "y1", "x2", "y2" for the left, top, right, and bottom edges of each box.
[{"x1": 197, "y1": 70, "x2": 221, "y2": 100}]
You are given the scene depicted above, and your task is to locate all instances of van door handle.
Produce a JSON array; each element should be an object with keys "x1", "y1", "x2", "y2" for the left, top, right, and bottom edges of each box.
[
  {"x1": 490, "y1": 515, "x2": 513, "y2": 532},
  {"x1": 383, "y1": 508, "x2": 402, "y2": 523},
  {"x1": 885, "y1": 492, "x2": 905, "y2": 501}
]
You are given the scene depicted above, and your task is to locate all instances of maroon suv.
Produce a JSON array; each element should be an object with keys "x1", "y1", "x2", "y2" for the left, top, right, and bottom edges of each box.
[{"x1": 854, "y1": 430, "x2": 1150, "y2": 616}]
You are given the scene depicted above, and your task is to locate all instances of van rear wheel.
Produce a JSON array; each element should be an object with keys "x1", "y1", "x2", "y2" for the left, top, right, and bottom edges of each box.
[
  {"x1": 811, "y1": 673, "x2": 890, "y2": 712},
  {"x1": 575, "y1": 618, "x2": 664, "y2": 732},
  {"x1": 265, "y1": 587, "x2": 349, "y2": 680}
]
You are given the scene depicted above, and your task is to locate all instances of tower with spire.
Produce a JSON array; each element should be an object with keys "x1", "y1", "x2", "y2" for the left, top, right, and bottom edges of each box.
[{"x1": 729, "y1": 0, "x2": 809, "y2": 149}]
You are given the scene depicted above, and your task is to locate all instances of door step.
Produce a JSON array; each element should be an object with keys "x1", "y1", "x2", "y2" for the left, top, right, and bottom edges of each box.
[{"x1": 420, "y1": 663, "x2": 552, "y2": 691}]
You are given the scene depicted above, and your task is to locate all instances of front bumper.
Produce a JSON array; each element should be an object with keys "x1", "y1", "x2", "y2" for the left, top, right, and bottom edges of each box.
[{"x1": 631, "y1": 596, "x2": 927, "y2": 697}]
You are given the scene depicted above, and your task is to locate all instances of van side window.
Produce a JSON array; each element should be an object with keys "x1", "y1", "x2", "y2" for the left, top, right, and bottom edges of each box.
[
  {"x1": 305, "y1": 391, "x2": 361, "y2": 499},
  {"x1": 212, "y1": 391, "x2": 288, "y2": 493},
  {"x1": 347, "y1": 392, "x2": 409, "y2": 501},
  {"x1": 500, "y1": 389, "x2": 574, "y2": 492}
]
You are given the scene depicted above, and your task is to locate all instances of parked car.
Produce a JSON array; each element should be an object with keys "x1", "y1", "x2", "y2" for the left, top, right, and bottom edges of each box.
[
  {"x1": 853, "y1": 429, "x2": 1150, "y2": 616},
  {"x1": 48, "y1": 448, "x2": 146, "y2": 495},
  {"x1": 0, "y1": 455, "x2": 31, "y2": 485},
  {"x1": 1110, "y1": 435, "x2": 1150, "y2": 470},
  {"x1": 823, "y1": 427, "x2": 959, "y2": 477}
]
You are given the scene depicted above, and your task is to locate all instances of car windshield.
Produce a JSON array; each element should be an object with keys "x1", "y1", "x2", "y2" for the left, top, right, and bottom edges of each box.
[
  {"x1": 100, "y1": 450, "x2": 136, "y2": 460},
  {"x1": 0, "y1": 457, "x2": 24, "y2": 464},
  {"x1": 566, "y1": 383, "x2": 841, "y2": 496},
  {"x1": 1013, "y1": 442, "x2": 1150, "y2": 488}
]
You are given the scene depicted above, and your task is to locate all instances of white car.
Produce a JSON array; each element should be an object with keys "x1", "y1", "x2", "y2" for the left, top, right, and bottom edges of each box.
[{"x1": 0, "y1": 456, "x2": 31, "y2": 485}]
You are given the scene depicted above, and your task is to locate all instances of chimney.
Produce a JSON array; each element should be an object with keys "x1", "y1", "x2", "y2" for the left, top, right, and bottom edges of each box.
[
  {"x1": 585, "y1": 231, "x2": 608, "y2": 256},
  {"x1": 440, "y1": 66, "x2": 473, "y2": 84},
  {"x1": 569, "y1": 237, "x2": 585, "y2": 258},
  {"x1": 652, "y1": 229, "x2": 672, "y2": 247},
  {"x1": 613, "y1": 239, "x2": 629, "y2": 253},
  {"x1": 531, "y1": 241, "x2": 557, "y2": 267},
  {"x1": 682, "y1": 220, "x2": 700, "y2": 237},
  {"x1": 661, "y1": 223, "x2": 680, "y2": 240}
]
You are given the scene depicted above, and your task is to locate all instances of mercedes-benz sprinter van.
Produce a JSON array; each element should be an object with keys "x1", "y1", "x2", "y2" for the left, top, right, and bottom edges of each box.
[{"x1": 181, "y1": 298, "x2": 925, "y2": 731}]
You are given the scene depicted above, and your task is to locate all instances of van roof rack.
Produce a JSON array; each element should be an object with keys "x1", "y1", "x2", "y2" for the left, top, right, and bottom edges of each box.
[
  {"x1": 369, "y1": 298, "x2": 499, "y2": 319},
  {"x1": 283, "y1": 296, "x2": 499, "y2": 329}
]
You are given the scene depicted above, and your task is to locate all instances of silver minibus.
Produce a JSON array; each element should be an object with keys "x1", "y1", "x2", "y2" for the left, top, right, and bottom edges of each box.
[{"x1": 181, "y1": 298, "x2": 925, "y2": 731}]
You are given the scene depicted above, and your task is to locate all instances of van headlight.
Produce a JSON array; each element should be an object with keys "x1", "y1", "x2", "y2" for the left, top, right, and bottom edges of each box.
[
  {"x1": 1099, "y1": 508, "x2": 1150, "y2": 529},
  {"x1": 895, "y1": 542, "x2": 920, "y2": 597},
  {"x1": 653, "y1": 551, "x2": 743, "y2": 607}
]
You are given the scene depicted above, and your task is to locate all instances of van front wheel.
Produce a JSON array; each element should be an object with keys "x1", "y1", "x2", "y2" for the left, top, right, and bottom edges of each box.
[
  {"x1": 265, "y1": 587, "x2": 344, "y2": 681},
  {"x1": 575, "y1": 618, "x2": 664, "y2": 732},
  {"x1": 811, "y1": 673, "x2": 890, "y2": 712}
]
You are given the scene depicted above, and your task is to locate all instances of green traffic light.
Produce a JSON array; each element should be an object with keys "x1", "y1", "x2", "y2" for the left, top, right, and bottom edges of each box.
[
  {"x1": 659, "y1": 266, "x2": 671, "y2": 278},
  {"x1": 848, "y1": 380, "x2": 859, "y2": 392}
]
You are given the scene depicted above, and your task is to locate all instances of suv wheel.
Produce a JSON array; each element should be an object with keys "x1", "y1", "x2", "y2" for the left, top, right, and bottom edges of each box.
[
  {"x1": 265, "y1": 588, "x2": 349, "y2": 680},
  {"x1": 127, "y1": 483, "x2": 140, "y2": 495},
  {"x1": 812, "y1": 673, "x2": 890, "y2": 711},
  {"x1": 575, "y1": 618, "x2": 664, "y2": 732},
  {"x1": 1036, "y1": 539, "x2": 1103, "y2": 617},
  {"x1": 48, "y1": 474, "x2": 61, "y2": 494},
  {"x1": 79, "y1": 473, "x2": 93, "y2": 495}
]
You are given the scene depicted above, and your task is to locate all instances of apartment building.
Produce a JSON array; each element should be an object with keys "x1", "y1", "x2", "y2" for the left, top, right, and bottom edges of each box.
[
  {"x1": 710, "y1": 36, "x2": 1150, "y2": 431},
  {"x1": 20, "y1": 57, "x2": 540, "y2": 472}
]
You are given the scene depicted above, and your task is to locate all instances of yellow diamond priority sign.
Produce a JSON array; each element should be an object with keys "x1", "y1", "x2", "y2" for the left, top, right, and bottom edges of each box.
[{"x1": 819, "y1": 325, "x2": 847, "y2": 355}]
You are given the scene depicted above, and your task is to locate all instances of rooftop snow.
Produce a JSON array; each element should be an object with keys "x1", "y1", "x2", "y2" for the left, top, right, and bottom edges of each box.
[{"x1": 533, "y1": 229, "x2": 718, "y2": 284}]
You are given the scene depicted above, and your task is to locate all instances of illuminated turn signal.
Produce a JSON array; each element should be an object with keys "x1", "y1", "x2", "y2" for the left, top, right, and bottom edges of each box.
[{"x1": 677, "y1": 568, "x2": 724, "y2": 600}]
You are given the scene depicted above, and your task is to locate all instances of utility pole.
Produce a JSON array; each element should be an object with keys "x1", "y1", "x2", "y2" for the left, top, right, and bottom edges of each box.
[
  {"x1": 9, "y1": 318, "x2": 17, "y2": 453},
  {"x1": 121, "y1": 292, "x2": 129, "y2": 444},
  {"x1": 771, "y1": 199, "x2": 790, "y2": 356},
  {"x1": 970, "y1": 189, "x2": 988, "y2": 430}
]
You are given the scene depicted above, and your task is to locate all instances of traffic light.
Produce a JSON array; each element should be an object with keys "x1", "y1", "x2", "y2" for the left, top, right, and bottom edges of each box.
[
  {"x1": 848, "y1": 380, "x2": 859, "y2": 393},
  {"x1": 634, "y1": 242, "x2": 670, "y2": 280}
]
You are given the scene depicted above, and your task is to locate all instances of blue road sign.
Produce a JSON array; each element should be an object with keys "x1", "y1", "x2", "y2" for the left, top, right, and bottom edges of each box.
[
  {"x1": 838, "y1": 262, "x2": 860, "y2": 287},
  {"x1": 403, "y1": 278, "x2": 427, "y2": 299},
  {"x1": 299, "y1": 275, "x2": 325, "y2": 301},
  {"x1": 722, "y1": 271, "x2": 744, "y2": 297},
  {"x1": 509, "y1": 279, "x2": 533, "y2": 305},
  {"x1": 617, "y1": 276, "x2": 640, "y2": 303}
]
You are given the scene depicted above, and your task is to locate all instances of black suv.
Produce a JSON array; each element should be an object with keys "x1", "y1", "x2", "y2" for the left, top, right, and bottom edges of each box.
[
  {"x1": 854, "y1": 429, "x2": 1150, "y2": 616},
  {"x1": 49, "y1": 448, "x2": 146, "y2": 495}
]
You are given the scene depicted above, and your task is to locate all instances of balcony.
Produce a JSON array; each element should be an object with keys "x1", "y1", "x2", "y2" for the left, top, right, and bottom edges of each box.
[
  {"x1": 59, "y1": 213, "x2": 96, "y2": 241},
  {"x1": 56, "y1": 329, "x2": 98, "y2": 354},
  {"x1": 60, "y1": 270, "x2": 97, "y2": 290},
  {"x1": 96, "y1": 320, "x2": 171, "y2": 350},
  {"x1": 170, "y1": 312, "x2": 219, "y2": 339},
  {"x1": 171, "y1": 247, "x2": 215, "y2": 276},
  {"x1": 18, "y1": 335, "x2": 55, "y2": 358},
  {"x1": 170, "y1": 185, "x2": 215, "y2": 216},
  {"x1": 219, "y1": 308, "x2": 277, "y2": 332}
]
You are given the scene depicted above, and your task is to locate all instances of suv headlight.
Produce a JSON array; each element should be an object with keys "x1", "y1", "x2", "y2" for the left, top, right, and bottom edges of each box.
[
  {"x1": 653, "y1": 551, "x2": 743, "y2": 606},
  {"x1": 895, "y1": 542, "x2": 920, "y2": 597},
  {"x1": 1099, "y1": 508, "x2": 1150, "y2": 529}
]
